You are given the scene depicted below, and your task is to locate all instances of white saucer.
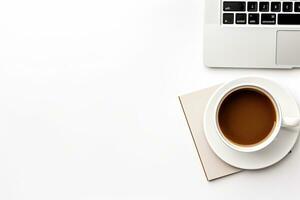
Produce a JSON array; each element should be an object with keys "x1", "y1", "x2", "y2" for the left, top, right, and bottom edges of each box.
[{"x1": 204, "y1": 77, "x2": 300, "y2": 170}]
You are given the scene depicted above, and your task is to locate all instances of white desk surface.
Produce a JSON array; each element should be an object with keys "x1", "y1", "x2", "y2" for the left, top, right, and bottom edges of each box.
[{"x1": 0, "y1": 0, "x2": 299, "y2": 199}]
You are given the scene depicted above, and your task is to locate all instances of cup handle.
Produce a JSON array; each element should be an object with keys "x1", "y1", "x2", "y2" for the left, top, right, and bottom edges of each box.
[{"x1": 282, "y1": 117, "x2": 300, "y2": 128}]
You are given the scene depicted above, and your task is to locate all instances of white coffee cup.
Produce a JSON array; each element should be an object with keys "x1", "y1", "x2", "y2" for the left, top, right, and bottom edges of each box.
[{"x1": 213, "y1": 84, "x2": 300, "y2": 153}]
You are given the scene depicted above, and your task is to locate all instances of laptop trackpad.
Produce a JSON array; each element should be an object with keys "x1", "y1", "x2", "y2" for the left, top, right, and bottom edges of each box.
[{"x1": 277, "y1": 31, "x2": 300, "y2": 66}]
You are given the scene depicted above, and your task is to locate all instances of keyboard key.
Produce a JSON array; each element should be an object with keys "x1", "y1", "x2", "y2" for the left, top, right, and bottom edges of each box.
[
  {"x1": 271, "y1": 2, "x2": 281, "y2": 12},
  {"x1": 223, "y1": 1, "x2": 246, "y2": 11},
  {"x1": 223, "y1": 13, "x2": 234, "y2": 24},
  {"x1": 236, "y1": 13, "x2": 247, "y2": 24},
  {"x1": 282, "y1": 2, "x2": 293, "y2": 12},
  {"x1": 278, "y1": 14, "x2": 300, "y2": 25},
  {"x1": 259, "y1": 2, "x2": 269, "y2": 12},
  {"x1": 248, "y1": 13, "x2": 259, "y2": 24},
  {"x1": 261, "y1": 14, "x2": 276, "y2": 24},
  {"x1": 248, "y1": 2, "x2": 258, "y2": 12},
  {"x1": 295, "y1": 2, "x2": 300, "y2": 12}
]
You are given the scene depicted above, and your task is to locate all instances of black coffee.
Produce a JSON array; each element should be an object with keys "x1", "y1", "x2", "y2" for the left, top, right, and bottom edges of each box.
[{"x1": 218, "y1": 88, "x2": 277, "y2": 146}]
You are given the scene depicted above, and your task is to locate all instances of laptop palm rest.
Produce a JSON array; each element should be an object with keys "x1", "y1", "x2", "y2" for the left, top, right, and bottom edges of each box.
[{"x1": 277, "y1": 31, "x2": 300, "y2": 67}]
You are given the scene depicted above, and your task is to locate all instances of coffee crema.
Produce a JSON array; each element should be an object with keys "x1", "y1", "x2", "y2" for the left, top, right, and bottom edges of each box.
[{"x1": 217, "y1": 88, "x2": 277, "y2": 146}]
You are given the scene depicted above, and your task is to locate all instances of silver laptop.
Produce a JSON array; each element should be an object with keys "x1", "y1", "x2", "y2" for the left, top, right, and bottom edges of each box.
[{"x1": 204, "y1": 0, "x2": 300, "y2": 69}]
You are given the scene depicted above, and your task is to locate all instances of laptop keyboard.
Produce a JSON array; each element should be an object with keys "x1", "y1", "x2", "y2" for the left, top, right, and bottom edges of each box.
[{"x1": 222, "y1": 1, "x2": 300, "y2": 25}]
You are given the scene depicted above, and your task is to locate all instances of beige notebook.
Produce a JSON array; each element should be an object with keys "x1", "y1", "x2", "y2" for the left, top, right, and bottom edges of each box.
[{"x1": 179, "y1": 85, "x2": 242, "y2": 181}]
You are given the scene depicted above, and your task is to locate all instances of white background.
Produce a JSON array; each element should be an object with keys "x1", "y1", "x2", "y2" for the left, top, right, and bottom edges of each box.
[{"x1": 0, "y1": 0, "x2": 299, "y2": 199}]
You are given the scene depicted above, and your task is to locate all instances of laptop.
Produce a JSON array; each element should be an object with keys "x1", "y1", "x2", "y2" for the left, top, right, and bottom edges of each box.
[{"x1": 204, "y1": 0, "x2": 300, "y2": 69}]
